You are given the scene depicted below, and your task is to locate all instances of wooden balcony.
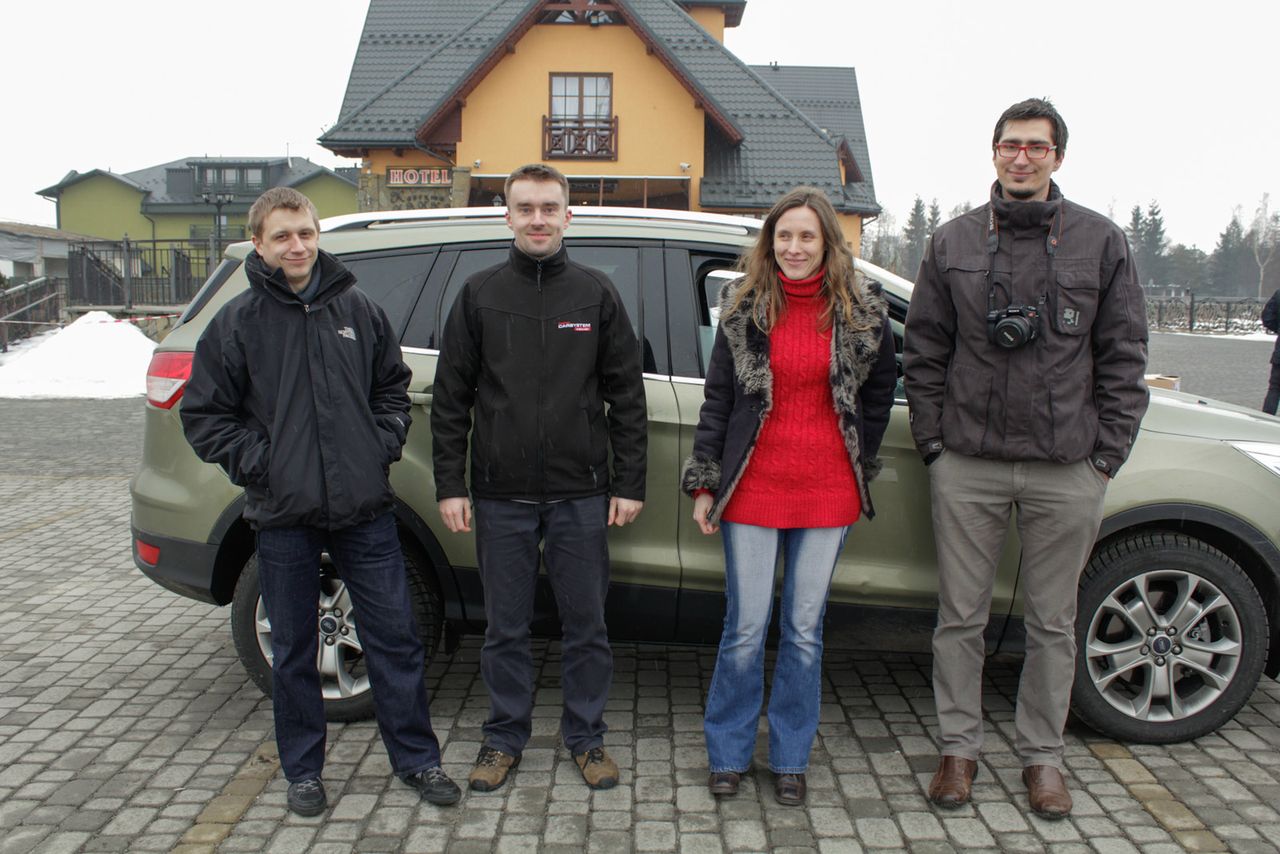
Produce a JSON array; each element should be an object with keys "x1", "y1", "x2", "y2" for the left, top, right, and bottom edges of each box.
[{"x1": 543, "y1": 115, "x2": 618, "y2": 160}]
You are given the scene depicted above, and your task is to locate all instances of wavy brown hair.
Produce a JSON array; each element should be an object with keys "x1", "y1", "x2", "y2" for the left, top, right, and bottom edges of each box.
[{"x1": 725, "y1": 186, "x2": 871, "y2": 332}]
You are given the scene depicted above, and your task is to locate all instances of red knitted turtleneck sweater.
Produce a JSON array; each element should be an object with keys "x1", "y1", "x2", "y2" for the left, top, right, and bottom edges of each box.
[{"x1": 721, "y1": 269, "x2": 861, "y2": 528}]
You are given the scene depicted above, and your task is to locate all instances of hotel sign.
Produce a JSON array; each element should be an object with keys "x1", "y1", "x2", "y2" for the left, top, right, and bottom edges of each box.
[{"x1": 387, "y1": 167, "x2": 452, "y2": 187}]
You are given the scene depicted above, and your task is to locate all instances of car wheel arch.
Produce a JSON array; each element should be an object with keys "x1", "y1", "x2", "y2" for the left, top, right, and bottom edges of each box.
[{"x1": 1096, "y1": 503, "x2": 1280, "y2": 678}]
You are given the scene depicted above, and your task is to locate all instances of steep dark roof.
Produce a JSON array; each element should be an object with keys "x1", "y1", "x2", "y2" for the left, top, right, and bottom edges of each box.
[
  {"x1": 321, "y1": 0, "x2": 878, "y2": 214},
  {"x1": 749, "y1": 64, "x2": 876, "y2": 208}
]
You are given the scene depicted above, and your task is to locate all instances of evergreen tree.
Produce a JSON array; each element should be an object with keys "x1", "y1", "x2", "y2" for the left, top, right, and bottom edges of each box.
[
  {"x1": 947, "y1": 202, "x2": 972, "y2": 221},
  {"x1": 1141, "y1": 202, "x2": 1169, "y2": 285},
  {"x1": 1209, "y1": 212, "x2": 1253, "y2": 297},
  {"x1": 927, "y1": 199, "x2": 942, "y2": 236},
  {"x1": 901, "y1": 197, "x2": 929, "y2": 281},
  {"x1": 1166, "y1": 244, "x2": 1207, "y2": 292}
]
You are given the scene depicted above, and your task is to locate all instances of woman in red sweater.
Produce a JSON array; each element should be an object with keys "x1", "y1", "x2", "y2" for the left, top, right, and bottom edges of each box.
[{"x1": 681, "y1": 187, "x2": 897, "y2": 806}]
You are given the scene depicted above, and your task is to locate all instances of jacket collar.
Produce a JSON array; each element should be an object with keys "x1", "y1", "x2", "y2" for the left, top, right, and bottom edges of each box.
[
  {"x1": 990, "y1": 180, "x2": 1063, "y2": 231},
  {"x1": 246, "y1": 249, "x2": 354, "y2": 306},
  {"x1": 508, "y1": 242, "x2": 569, "y2": 279}
]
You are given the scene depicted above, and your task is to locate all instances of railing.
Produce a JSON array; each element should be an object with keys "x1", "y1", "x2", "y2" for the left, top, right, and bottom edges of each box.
[
  {"x1": 68, "y1": 238, "x2": 225, "y2": 308},
  {"x1": 1147, "y1": 296, "x2": 1267, "y2": 334},
  {"x1": 543, "y1": 115, "x2": 618, "y2": 160},
  {"x1": 0, "y1": 277, "x2": 64, "y2": 352}
]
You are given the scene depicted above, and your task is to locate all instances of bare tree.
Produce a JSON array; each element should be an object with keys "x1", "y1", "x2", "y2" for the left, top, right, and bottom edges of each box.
[{"x1": 1251, "y1": 194, "x2": 1280, "y2": 299}]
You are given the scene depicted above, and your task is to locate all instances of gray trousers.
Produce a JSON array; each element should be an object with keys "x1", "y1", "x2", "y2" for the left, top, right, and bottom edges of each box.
[{"x1": 928, "y1": 452, "x2": 1107, "y2": 769}]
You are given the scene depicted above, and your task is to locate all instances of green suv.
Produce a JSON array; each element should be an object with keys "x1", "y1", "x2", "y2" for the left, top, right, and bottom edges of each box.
[{"x1": 131, "y1": 207, "x2": 1280, "y2": 744}]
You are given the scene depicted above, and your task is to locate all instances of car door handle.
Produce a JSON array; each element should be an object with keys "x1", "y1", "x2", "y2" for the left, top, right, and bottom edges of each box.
[{"x1": 409, "y1": 388, "x2": 433, "y2": 406}]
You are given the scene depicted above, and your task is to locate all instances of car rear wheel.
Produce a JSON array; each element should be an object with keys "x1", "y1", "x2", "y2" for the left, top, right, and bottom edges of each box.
[
  {"x1": 1071, "y1": 531, "x2": 1269, "y2": 743},
  {"x1": 230, "y1": 546, "x2": 442, "y2": 722}
]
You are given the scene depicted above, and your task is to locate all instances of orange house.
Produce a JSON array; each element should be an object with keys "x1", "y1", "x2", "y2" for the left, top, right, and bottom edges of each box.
[{"x1": 320, "y1": 0, "x2": 878, "y2": 246}]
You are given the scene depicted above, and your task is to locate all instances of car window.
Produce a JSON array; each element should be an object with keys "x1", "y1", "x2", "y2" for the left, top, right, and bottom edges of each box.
[
  {"x1": 340, "y1": 249, "x2": 438, "y2": 340},
  {"x1": 400, "y1": 246, "x2": 508, "y2": 349}
]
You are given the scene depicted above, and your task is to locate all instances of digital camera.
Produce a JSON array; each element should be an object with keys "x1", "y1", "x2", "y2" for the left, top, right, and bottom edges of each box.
[{"x1": 986, "y1": 304, "x2": 1041, "y2": 349}]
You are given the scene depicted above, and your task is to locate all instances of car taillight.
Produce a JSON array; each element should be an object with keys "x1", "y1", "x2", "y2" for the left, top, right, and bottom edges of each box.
[
  {"x1": 135, "y1": 539, "x2": 160, "y2": 566},
  {"x1": 146, "y1": 351, "x2": 193, "y2": 409}
]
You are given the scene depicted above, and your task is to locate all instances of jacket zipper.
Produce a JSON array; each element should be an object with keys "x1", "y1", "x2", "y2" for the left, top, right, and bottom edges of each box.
[{"x1": 536, "y1": 259, "x2": 546, "y2": 501}]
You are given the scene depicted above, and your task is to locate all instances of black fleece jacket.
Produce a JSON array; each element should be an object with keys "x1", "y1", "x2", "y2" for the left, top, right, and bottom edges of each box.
[
  {"x1": 181, "y1": 250, "x2": 412, "y2": 530},
  {"x1": 431, "y1": 243, "x2": 647, "y2": 502}
]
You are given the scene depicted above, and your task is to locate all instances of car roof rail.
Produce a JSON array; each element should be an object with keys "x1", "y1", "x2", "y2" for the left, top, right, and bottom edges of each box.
[{"x1": 320, "y1": 206, "x2": 763, "y2": 234}]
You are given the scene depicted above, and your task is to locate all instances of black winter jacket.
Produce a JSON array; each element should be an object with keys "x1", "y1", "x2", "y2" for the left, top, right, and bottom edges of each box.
[
  {"x1": 680, "y1": 276, "x2": 898, "y2": 524},
  {"x1": 181, "y1": 250, "x2": 412, "y2": 531},
  {"x1": 431, "y1": 243, "x2": 647, "y2": 502},
  {"x1": 904, "y1": 182, "x2": 1149, "y2": 476},
  {"x1": 1263, "y1": 290, "x2": 1280, "y2": 365}
]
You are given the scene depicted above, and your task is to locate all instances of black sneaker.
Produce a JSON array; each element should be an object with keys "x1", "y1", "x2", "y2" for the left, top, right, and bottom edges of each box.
[
  {"x1": 286, "y1": 777, "x2": 327, "y2": 816},
  {"x1": 403, "y1": 766, "x2": 462, "y2": 806}
]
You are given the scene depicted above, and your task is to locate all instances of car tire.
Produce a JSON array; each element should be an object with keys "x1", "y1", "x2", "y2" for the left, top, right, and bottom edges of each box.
[
  {"x1": 230, "y1": 546, "x2": 442, "y2": 722},
  {"x1": 1071, "y1": 531, "x2": 1269, "y2": 743}
]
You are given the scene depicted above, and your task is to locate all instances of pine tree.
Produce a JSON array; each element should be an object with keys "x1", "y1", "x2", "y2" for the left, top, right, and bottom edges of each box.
[
  {"x1": 901, "y1": 197, "x2": 929, "y2": 281},
  {"x1": 927, "y1": 199, "x2": 942, "y2": 236},
  {"x1": 1209, "y1": 212, "x2": 1252, "y2": 297},
  {"x1": 1141, "y1": 202, "x2": 1169, "y2": 286}
]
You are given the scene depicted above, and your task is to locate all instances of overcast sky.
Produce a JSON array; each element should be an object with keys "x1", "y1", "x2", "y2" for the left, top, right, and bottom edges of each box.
[{"x1": 5, "y1": 0, "x2": 1275, "y2": 251}]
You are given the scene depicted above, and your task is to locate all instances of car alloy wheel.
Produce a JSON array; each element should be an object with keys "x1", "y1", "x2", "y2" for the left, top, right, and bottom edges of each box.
[
  {"x1": 230, "y1": 548, "x2": 441, "y2": 722},
  {"x1": 1071, "y1": 532, "x2": 1268, "y2": 743}
]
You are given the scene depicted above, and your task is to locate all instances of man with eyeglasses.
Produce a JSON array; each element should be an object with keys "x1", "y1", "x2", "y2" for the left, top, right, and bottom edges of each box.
[{"x1": 903, "y1": 98, "x2": 1149, "y2": 819}]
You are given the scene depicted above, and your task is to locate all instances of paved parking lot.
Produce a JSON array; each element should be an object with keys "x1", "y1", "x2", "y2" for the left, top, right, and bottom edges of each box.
[{"x1": 2, "y1": 335, "x2": 1280, "y2": 854}]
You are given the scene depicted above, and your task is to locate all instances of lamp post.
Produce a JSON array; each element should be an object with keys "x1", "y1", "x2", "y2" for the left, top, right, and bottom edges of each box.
[{"x1": 201, "y1": 191, "x2": 235, "y2": 256}]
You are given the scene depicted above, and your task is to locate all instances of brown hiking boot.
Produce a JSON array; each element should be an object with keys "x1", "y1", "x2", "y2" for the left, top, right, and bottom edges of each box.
[
  {"x1": 573, "y1": 746, "x2": 619, "y2": 790},
  {"x1": 468, "y1": 745, "x2": 519, "y2": 792}
]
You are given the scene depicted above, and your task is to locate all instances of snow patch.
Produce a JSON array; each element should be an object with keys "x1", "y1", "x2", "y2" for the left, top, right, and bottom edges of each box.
[{"x1": 0, "y1": 311, "x2": 156, "y2": 399}]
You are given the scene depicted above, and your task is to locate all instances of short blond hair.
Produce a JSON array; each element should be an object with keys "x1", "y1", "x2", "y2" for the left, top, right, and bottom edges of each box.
[{"x1": 248, "y1": 187, "x2": 320, "y2": 238}]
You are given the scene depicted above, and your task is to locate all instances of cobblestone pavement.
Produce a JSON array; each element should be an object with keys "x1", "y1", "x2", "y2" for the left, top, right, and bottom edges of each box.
[{"x1": 3, "y1": 343, "x2": 1280, "y2": 854}]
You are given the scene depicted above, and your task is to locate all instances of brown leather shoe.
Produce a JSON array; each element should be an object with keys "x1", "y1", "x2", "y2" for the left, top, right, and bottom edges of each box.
[
  {"x1": 773, "y1": 772, "x2": 806, "y2": 806},
  {"x1": 708, "y1": 770, "x2": 741, "y2": 796},
  {"x1": 927, "y1": 755, "x2": 978, "y2": 809},
  {"x1": 1022, "y1": 765, "x2": 1072, "y2": 819},
  {"x1": 468, "y1": 745, "x2": 519, "y2": 792}
]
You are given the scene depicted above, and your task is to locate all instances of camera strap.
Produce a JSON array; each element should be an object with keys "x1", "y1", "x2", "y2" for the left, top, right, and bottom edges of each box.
[{"x1": 984, "y1": 205, "x2": 1063, "y2": 312}]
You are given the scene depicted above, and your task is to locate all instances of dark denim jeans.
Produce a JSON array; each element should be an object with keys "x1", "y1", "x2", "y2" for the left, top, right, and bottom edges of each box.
[
  {"x1": 474, "y1": 495, "x2": 612, "y2": 756},
  {"x1": 1265, "y1": 362, "x2": 1280, "y2": 415},
  {"x1": 255, "y1": 512, "x2": 442, "y2": 782}
]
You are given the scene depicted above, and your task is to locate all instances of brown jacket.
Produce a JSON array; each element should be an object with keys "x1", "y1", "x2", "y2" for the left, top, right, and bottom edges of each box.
[{"x1": 903, "y1": 182, "x2": 1149, "y2": 476}]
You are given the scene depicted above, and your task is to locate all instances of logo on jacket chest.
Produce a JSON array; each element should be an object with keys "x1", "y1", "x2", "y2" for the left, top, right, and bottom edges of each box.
[
  {"x1": 557, "y1": 321, "x2": 592, "y2": 333},
  {"x1": 337, "y1": 326, "x2": 357, "y2": 341}
]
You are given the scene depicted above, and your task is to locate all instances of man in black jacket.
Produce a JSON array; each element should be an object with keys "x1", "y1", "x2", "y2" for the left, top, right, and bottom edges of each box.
[
  {"x1": 1262, "y1": 289, "x2": 1280, "y2": 414},
  {"x1": 904, "y1": 99, "x2": 1148, "y2": 819},
  {"x1": 182, "y1": 188, "x2": 459, "y2": 816},
  {"x1": 432, "y1": 164, "x2": 646, "y2": 793}
]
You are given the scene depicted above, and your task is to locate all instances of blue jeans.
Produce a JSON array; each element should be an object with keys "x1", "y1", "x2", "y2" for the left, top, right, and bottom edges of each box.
[
  {"x1": 255, "y1": 512, "x2": 442, "y2": 782},
  {"x1": 474, "y1": 495, "x2": 612, "y2": 756},
  {"x1": 704, "y1": 522, "x2": 849, "y2": 774}
]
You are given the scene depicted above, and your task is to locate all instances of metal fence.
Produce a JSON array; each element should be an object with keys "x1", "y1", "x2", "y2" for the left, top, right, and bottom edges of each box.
[
  {"x1": 0, "y1": 278, "x2": 64, "y2": 352},
  {"x1": 67, "y1": 237, "x2": 226, "y2": 308},
  {"x1": 1147, "y1": 295, "x2": 1268, "y2": 334}
]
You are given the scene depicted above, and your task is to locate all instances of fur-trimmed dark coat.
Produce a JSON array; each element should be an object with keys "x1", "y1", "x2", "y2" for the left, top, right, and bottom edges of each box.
[{"x1": 680, "y1": 276, "x2": 898, "y2": 524}]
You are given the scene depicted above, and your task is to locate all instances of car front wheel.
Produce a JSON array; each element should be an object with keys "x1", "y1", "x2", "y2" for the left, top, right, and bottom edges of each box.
[
  {"x1": 1071, "y1": 531, "x2": 1269, "y2": 743},
  {"x1": 230, "y1": 547, "x2": 442, "y2": 722}
]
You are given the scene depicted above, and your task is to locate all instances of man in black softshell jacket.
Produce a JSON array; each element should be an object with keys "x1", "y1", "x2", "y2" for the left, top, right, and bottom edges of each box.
[
  {"x1": 181, "y1": 188, "x2": 460, "y2": 816},
  {"x1": 432, "y1": 164, "x2": 647, "y2": 794}
]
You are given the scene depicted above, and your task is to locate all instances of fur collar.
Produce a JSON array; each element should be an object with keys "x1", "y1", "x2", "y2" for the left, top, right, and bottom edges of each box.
[{"x1": 717, "y1": 274, "x2": 888, "y2": 411}]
